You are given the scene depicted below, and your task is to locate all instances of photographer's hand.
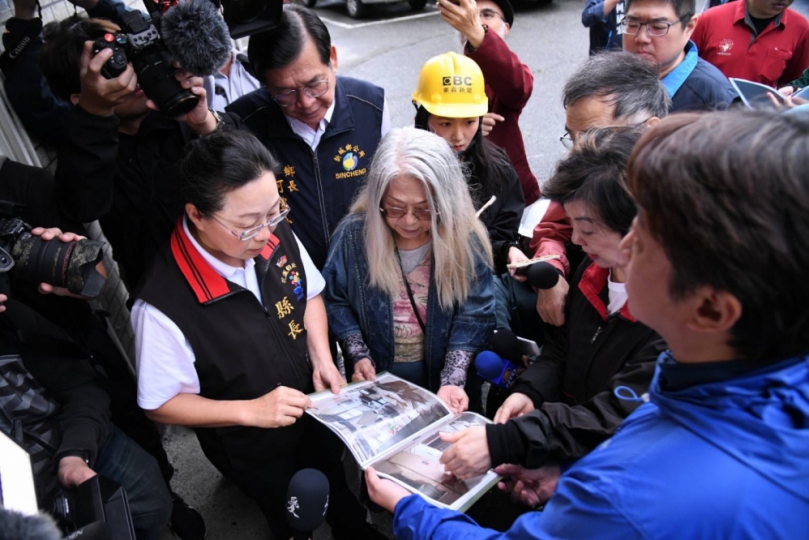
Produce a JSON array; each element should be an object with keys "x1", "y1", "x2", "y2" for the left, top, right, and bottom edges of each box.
[
  {"x1": 78, "y1": 41, "x2": 138, "y2": 117},
  {"x1": 31, "y1": 227, "x2": 107, "y2": 298},
  {"x1": 12, "y1": 0, "x2": 38, "y2": 20},
  {"x1": 148, "y1": 64, "x2": 219, "y2": 134},
  {"x1": 58, "y1": 456, "x2": 97, "y2": 488},
  {"x1": 0, "y1": 293, "x2": 6, "y2": 313}
]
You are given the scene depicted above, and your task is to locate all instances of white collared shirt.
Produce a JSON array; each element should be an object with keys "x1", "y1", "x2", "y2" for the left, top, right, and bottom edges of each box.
[
  {"x1": 284, "y1": 95, "x2": 392, "y2": 150},
  {"x1": 203, "y1": 51, "x2": 261, "y2": 111},
  {"x1": 132, "y1": 217, "x2": 324, "y2": 410}
]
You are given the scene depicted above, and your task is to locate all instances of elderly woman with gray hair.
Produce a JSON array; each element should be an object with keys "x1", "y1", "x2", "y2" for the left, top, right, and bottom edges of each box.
[{"x1": 322, "y1": 127, "x2": 496, "y2": 413}]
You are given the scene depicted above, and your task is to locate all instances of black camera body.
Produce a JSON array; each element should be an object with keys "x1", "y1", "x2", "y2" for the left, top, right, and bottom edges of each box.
[
  {"x1": 0, "y1": 201, "x2": 106, "y2": 298},
  {"x1": 94, "y1": 11, "x2": 198, "y2": 118},
  {"x1": 50, "y1": 475, "x2": 136, "y2": 540}
]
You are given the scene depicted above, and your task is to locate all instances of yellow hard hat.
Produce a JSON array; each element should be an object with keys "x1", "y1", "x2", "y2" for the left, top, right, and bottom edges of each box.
[{"x1": 412, "y1": 52, "x2": 488, "y2": 118}]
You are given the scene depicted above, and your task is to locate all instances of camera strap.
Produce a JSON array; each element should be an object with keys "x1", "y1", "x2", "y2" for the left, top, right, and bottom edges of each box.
[{"x1": 0, "y1": 16, "x2": 43, "y2": 74}]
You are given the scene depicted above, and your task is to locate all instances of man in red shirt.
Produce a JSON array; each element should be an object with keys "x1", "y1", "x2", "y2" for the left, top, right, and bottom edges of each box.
[
  {"x1": 692, "y1": 0, "x2": 809, "y2": 87},
  {"x1": 437, "y1": 0, "x2": 540, "y2": 204}
]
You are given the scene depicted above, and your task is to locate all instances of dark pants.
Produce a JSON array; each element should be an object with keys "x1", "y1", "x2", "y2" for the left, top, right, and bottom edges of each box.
[
  {"x1": 94, "y1": 426, "x2": 173, "y2": 540},
  {"x1": 228, "y1": 416, "x2": 367, "y2": 540}
]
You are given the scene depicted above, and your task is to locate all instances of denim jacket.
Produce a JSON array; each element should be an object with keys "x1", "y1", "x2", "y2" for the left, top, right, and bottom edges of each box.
[{"x1": 323, "y1": 214, "x2": 496, "y2": 392}]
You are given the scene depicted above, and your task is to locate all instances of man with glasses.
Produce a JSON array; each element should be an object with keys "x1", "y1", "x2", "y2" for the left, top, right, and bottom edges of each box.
[
  {"x1": 691, "y1": 0, "x2": 809, "y2": 88},
  {"x1": 227, "y1": 4, "x2": 390, "y2": 269},
  {"x1": 436, "y1": 0, "x2": 540, "y2": 204},
  {"x1": 622, "y1": 0, "x2": 737, "y2": 111}
]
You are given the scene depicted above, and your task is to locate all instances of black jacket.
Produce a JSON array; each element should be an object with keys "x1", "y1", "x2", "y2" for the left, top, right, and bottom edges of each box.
[
  {"x1": 54, "y1": 106, "x2": 196, "y2": 290},
  {"x1": 0, "y1": 300, "x2": 111, "y2": 501},
  {"x1": 486, "y1": 259, "x2": 666, "y2": 468},
  {"x1": 671, "y1": 57, "x2": 738, "y2": 112},
  {"x1": 468, "y1": 148, "x2": 525, "y2": 274}
]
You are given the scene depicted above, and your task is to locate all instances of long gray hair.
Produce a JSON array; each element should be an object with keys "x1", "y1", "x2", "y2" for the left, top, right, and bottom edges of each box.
[{"x1": 351, "y1": 127, "x2": 492, "y2": 310}]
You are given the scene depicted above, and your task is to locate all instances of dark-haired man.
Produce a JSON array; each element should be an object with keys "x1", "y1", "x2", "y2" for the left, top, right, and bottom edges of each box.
[
  {"x1": 436, "y1": 0, "x2": 540, "y2": 204},
  {"x1": 227, "y1": 4, "x2": 389, "y2": 269},
  {"x1": 532, "y1": 52, "x2": 669, "y2": 328},
  {"x1": 692, "y1": 0, "x2": 809, "y2": 88},
  {"x1": 622, "y1": 0, "x2": 737, "y2": 112},
  {"x1": 365, "y1": 109, "x2": 809, "y2": 540}
]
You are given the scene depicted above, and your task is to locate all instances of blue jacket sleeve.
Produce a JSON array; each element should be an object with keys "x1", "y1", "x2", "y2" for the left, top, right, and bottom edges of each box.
[
  {"x1": 393, "y1": 474, "x2": 645, "y2": 540},
  {"x1": 322, "y1": 217, "x2": 364, "y2": 343},
  {"x1": 582, "y1": 0, "x2": 608, "y2": 27}
]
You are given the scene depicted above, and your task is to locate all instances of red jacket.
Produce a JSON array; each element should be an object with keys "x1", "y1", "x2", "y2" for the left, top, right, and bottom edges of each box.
[
  {"x1": 692, "y1": 1, "x2": 809, "y2": 87},
  {"x1": 468, "y1": 31, "x2": 540, "y2": 204},
  {"x1": 530, "y1": 200, "x2": 571, "y2": 276}
]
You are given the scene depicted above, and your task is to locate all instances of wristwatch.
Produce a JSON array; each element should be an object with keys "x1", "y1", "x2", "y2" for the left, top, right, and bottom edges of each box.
[{"x1": 208, "y1": 108, "x2": 225, "y2": 133}]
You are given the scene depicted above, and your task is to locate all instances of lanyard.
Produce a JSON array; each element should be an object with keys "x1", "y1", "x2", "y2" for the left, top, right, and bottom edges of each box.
[{"x1": 395, "y1": 249, "x2": 427, "y2": 334}]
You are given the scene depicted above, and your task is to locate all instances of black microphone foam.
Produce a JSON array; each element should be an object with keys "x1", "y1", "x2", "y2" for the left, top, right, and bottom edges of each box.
[
  {"x1": 0, "y1": 509, "x2": 61, "y2": 540},
  {"x1": 286, "y1": 468, "x2": 329, "y2": 536},
  {"x1": 161, "y1": 0, "x2": 233, "y2": 76},
  {"x1": 491, "y1": 328, "x2": 524, "y2": 364},
  {"x1": 526, "y1": 261, "x2": 561, "y2": 290}
]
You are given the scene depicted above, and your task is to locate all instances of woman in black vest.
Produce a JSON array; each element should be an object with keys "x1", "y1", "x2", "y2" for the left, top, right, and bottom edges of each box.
[{"x1": 131, "y1": 130, "x2": 384, "y2": 540}]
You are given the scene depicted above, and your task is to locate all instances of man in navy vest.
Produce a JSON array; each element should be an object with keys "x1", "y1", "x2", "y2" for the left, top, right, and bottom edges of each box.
[{"x1": 228, "y1": 5, "x2": 390, "y2": 269}]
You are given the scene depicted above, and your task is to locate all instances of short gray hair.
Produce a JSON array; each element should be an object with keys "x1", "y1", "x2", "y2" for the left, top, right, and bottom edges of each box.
[
  {"x1": 351, "y1": 127, "x2": 492, "y2": 310},
  {"x1": 563, "y1": 52, "x2": 670, "y2": 121}
]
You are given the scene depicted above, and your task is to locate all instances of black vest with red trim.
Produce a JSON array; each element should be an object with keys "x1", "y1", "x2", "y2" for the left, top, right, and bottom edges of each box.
[{"x1": 134, "y1": 218, "x2": 313, "y2": 472}]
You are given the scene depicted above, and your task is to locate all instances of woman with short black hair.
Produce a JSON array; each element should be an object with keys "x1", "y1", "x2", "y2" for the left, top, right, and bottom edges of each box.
[{"x1": 131, "y1": 130, "x2": 384, "y2": 540}]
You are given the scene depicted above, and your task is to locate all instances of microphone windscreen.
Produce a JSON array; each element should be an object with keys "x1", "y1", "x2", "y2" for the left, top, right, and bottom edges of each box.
[
  {"x1": 526, "y1": 262, "x2": 560, "y2": 290},
  {"x1": 490, "y1": 329, "x2": 523, "y2": 363},
  {"x1": 0, "y1": 509, "x2": 61, "y2": 540},
  {"x1": 475, "y1": 351, "x2": 506, "y2": 382},
  {"x1": 286, "y1": 468, "x2": 329, "y2": 533},
  {"x1": 161, "y1": 0, "x2": 232, "y2": 76}
]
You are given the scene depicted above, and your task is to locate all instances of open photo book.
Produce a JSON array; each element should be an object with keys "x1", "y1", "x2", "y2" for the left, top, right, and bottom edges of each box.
[{"x1": 306, "y1": 373, "x2": 501, "y2": 512}]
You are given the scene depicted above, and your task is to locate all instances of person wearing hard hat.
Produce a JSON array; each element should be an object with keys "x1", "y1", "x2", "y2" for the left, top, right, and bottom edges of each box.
[
  {"x1": 436, "y1": 0, "x2": 540, "y2": 204},
  {"x1": 412, "y1": 52, "x2": 528, "y2": 278}
]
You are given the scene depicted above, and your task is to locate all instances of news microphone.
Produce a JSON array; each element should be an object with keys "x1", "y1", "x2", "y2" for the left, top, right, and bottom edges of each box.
[
  {"x1": 161, "y1": 0, "x2": 233, "y2": 77},
  {"x1": 286, "y1": 468, "x2": 329, "y2": 540},
  {"x1": 525, "y1": 261, "x2": 560, "y2": 290},
  {"x1": 0, "y1": 509, "x2": 61, "y2": 540},
  {"x1": 490, "y1": 328, "x2": 524, "y2": 364},
  {"x1": 475, "y1": 350, "x2": 520, "y2": 389}
]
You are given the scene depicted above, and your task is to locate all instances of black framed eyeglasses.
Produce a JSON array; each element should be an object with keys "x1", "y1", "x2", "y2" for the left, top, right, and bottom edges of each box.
[
  {"x1": 478, "y1": 8, "x2": 505, "y2": 23},
  {"x1": 620, "y1": 15, "x2": 689, "y2": 37},
  {"x1": 270, "y1": 71, "x2": 331, "y2": 107}
]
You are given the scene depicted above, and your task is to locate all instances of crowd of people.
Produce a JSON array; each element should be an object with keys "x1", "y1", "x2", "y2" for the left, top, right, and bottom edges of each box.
[{"x1": 0, "y1": 0, "x2": 806, "y2": 539}]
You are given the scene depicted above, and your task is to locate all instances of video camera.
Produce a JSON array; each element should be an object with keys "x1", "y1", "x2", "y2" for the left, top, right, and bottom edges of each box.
[
  {"x1": 0, "y1": 200, "x2": 106, "y2": 299},
  {"x1": 50, "y1": 475, "x2": 136, "y2": 540}
]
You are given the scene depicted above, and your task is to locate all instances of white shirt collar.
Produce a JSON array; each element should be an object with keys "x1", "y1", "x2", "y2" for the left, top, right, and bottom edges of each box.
[
  {"x1": 182, "y1": 216, "x2": 255, "y2": 280},
  {"x1": 284, "y1": 97, "x2": 337, "y2": 149}
]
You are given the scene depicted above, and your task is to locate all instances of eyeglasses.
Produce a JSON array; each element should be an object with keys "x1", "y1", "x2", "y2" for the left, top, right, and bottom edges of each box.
[
  {"x1": 478, "y1": 8, "x2": 505, "y2": 22},
  {"x1": 620, "y1": 15, "x2": 688, "y2": 37},
  {"x1": 560, "y1": 118, "x2": 653, "y2": 150},
  {"x1": 211, "y1": 206, "x2": 290, "y2": 241},
  {"x1": 380, "y1": 205, "x2": 434, "y2": 222},
  {"x1": 270, "y1": 71, "x2": 331, "y2": 107},
  {"x1": 560, "y1": 131, "x2": 574, "y2": 149}
]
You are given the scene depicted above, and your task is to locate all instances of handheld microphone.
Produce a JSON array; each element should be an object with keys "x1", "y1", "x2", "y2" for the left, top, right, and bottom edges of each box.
[
  {"x1": 475, "y1": 350, "x2": 520, "y2": 389},
  {"x1": 286, "y1": 468, "x2": 329, "y2": 540},
  {"x1": 490, "y1": 328, "x2": 524, "y2": 364},
  {"x1": 161, "y1": 0, "x2": 233, "y2": 77},
  {"x1": 525, "y1": 261, "x2": 560, "y2": 290}
]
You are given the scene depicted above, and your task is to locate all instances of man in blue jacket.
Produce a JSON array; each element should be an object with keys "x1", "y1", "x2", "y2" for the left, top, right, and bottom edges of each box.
[
  {"x1": 621, "y1": 0, "x2": 737, "y2": 111},
  {"x1": 364, "y1": 110, "x2": 809, "y2": 539}
]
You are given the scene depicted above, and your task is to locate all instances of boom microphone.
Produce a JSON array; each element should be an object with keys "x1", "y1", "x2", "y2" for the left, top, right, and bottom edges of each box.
[
  {"x1": 0, "y1": 509, "x2": 61, "y2": 540},
  {"x1": 525, "y1": 261, "x2": 560, "y2": 290},
  {"x1": 286, "y1": 468, "x2": 329, "y2": 540},
  {"x1": 475, "y1": 350, "x2": 520, "y2": 389},
  {"x1": 161, "y1": 0, "x2": 233, "y2": 77}
]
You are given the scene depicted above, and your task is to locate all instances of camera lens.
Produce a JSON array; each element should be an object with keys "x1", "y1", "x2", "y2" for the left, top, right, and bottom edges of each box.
[{"x1": 133, "y1": 50, "x2": 199, "y2": 119}]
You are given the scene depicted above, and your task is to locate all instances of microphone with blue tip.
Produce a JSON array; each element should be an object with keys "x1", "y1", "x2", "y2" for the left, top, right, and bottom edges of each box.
[
  {"x1": 286, "y1": 468, "x2": 330, "y2": 540},
  {"x1": 475, "y1": 329, "x2": 525, "y2": 389}
]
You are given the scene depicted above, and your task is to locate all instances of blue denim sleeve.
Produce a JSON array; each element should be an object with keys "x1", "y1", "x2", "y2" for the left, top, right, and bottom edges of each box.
[
  {"x1": 322, "y1": 219, "x2": 364, "y2": 343},
  {"x1": 446, "y1": 247, "x2": 495, "y2": 354},
  {"x1": 582, "y1": 0, "x2": 609, "y2": 27}
]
